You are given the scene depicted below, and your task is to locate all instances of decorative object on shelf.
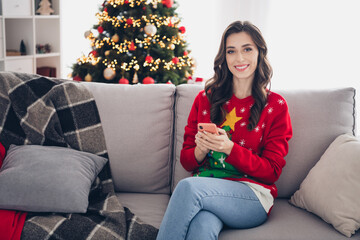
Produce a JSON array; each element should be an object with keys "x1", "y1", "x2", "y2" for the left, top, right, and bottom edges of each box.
[
  {"x1": 20, "y1": 40, "x2": 27, "y2": 55},
  {"x1": 71, "y1": 0, "x2": 195, "y2": 85},
  {"x1": 1, "y1": 0, "x2": 60, "y2": 75},
  {"x1": 36, "y1": 0, "x2": 55, "y2": 15},
  {"x1": 6, "y1": 50, "x2": 21, "y2": 56},
  {"x1": 37, "y1": 67, "x2": 56, "y2": 77},
  {"x1": 36, "y1": 44, "x2": 51, "y2": 54}
]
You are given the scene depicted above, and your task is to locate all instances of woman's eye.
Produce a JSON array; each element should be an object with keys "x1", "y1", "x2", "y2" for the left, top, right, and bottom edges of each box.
[
  {"x1": 244, "y1": 48, "x2": 253, "y2": 52},
  {"x1": 227, "y1": 50, "x2": 234, "y2": 54}
]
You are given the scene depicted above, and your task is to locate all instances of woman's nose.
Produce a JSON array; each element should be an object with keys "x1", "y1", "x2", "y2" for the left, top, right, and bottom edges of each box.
[{"x1": 237, "y1": 53, "x2": 245, "y2": 61}]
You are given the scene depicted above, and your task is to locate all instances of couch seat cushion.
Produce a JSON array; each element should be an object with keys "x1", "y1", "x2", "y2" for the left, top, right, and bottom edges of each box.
[
  {"x1": 116, "y1": 193, "x2": 170, "y2": 229},
  {"x1": 219, "y1": 199, "x2": 359, "y2": 240}
]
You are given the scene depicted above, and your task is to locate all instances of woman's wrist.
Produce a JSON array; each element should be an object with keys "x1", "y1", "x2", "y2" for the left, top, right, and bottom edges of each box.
[
  {"x1": 223, "y1": 141, "x2": 234, "y2": 155},
  {"x1": 194, "y1": 146, "x2": 208, "y2": 164}
]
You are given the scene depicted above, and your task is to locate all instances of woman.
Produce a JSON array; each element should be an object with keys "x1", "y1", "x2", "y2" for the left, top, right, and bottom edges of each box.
[{"x1": 156, "y1": 21, "x2": 293, "y2": 240}]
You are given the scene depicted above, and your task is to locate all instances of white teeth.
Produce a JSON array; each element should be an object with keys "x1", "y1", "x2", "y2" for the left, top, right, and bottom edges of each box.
[{"x1": 236, "y1": 65, "x2": 248, "y2": 70}]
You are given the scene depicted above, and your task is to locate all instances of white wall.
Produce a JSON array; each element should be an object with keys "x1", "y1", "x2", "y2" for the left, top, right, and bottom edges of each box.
[
  {"x1": 176, "y1": 0, "x2": 271, "y2": 80},
  {"x1": 266, "y1": 0, "x2": 360, "y2": 92},
  {"x1": 60, "y1": 1, "x2": 100, "y2": 78}
]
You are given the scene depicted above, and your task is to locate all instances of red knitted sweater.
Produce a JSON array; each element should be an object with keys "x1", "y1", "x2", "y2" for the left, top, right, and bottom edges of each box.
[{"x1": 180, "y1": 90, "x2": 293, "y2": 198}]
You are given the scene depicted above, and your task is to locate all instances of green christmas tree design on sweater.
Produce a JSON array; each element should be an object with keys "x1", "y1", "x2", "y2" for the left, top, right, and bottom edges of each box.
[{"x1": 194, "y1": 108, "x2": 246, "y2": 178}]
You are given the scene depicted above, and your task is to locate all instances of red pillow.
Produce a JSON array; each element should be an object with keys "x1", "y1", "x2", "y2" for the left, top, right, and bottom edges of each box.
[{"x1": 0, "y1": 142, "x2": 5, "y2": 168}]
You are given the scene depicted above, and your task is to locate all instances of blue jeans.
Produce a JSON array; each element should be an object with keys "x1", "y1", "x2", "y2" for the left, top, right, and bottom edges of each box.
[{"x1": 156, "y1": 177, "x2": 267, "y2": 240}]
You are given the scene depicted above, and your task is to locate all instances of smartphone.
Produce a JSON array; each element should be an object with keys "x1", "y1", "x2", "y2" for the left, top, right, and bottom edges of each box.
[{"x1": 198, "y1": 123, "x2": 219, "y2": 135}]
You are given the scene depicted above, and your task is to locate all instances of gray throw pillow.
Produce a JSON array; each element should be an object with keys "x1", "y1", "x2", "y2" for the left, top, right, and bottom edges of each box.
[
  {"x1": 0, "y1": 144, "x2": 108, "y2": 213},
  {"x1": 289, "y1": 134, "x2": 360, "y2": 237}
]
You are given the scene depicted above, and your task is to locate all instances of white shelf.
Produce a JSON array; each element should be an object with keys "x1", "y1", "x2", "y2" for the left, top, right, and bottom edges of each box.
[
  {"x1": 35, "y1": 15, "x2": 60, "y2": 19},
  {"x1": 0, "y1": 0, "x2": 61, "y2": 76},
  {"x1": 2, "y1": 16, "x2": 33, "y2": 19},
  {"x1": 5, "y1": 55, "x2": 34, "y2": 60},
  {"x1": 36, "y1": 52, "x2": 60, "y2": 58}
]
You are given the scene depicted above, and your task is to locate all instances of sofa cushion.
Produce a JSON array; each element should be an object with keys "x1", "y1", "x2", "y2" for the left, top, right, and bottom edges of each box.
[
  {"x1": 116, "y1": 193, "x2": 170, "y2": 229},
  {"x1": 218, "y1": 199, "x2": 359, "y2": 240},
  {"x1": 289, "y1": 133, "x2": 360, "y2": 237},
  {"x1": 0, "y1": 144, "x2": 107, "y2": 213},
  {"x1": 172, "y1": 86, "x2": 356, "y2": 198},
  {"x1": 84, "y1": 83, "x2": 175, "y2": 194},
  {"x1": 172, "y1": 84, "x2": 203, "y2": 191},
  {"x1": 275, "y1": 88, "x2": 355, "y2": 197}
]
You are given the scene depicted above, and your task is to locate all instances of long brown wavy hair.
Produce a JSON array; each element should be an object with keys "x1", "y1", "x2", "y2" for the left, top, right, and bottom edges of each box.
[{"x1": 205, "y1": 21, "x2": 272, "y2": 131}]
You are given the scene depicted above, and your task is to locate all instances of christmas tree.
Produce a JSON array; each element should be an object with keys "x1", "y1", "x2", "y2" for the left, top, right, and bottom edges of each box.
[
  {"x1": 36, "y1": 0, "x2": 55, "y2": 15},
  {"x1": 72, "y1": 0, "x2": 195, "y2": 85}
]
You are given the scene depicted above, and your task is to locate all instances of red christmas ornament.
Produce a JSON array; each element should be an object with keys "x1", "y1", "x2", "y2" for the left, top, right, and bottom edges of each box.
[
  {"x1": 183, "y1": 51, "x2": 188, "y2": 56},
  {"x1": 162, "y1": 0, "x2": 173, "y2": 8},
  {"x1": 172, "y1": 57, "x2": 179, "y2": 64},
  {"x1": 129, "y1": 41, "x2": 136, "y2": 51},
  {"x1": 142, "y1": 76, "x2": 155, "y2": 84},
  {"x1": 168, "y1": 19, "x2": 174, "y2": 27},
  {"x1": 179, "y1": 26, "x2": 186, "y2": 34},
  {"x1": 119, "y1": 78, "x2": 129, "y2": 84},
  {"x1": 124, "y1": 0, "x2": 129, "y2": 4},
  {"x1": 97, "y1": 26, "x2": 104, "y2": 34},
  {"x1": 126, "y1": 18, "x2": 133, "y2": 25},
  {"x1": 195, "y1": 77, "x2": 204, "y2": 82},
  {"x1": 145, "y1": 55, "x2": 153, "y2": 63},
  {"x1": 104, "y1": 7, "x2": 108, "y2": 12},
  {"x1": 73, "y1": 76, "x2": 82, "y2": 81},
  {"x1": 89, "y1": 50, "x2": 98, "y2": 57},
  {"x1": 166, "y1": 80, "x2": 173, "y2": 84}
]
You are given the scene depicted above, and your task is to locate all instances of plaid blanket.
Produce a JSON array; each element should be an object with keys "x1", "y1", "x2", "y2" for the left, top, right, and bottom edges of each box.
[{"x1": 0, "y1": 72, "x2": 158, "y2": 240}]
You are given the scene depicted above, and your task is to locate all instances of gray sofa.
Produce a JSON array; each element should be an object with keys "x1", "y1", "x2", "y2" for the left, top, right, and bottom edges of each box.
[{"x1": 83, "y1": 82, "x2": 359, "y2": 239}]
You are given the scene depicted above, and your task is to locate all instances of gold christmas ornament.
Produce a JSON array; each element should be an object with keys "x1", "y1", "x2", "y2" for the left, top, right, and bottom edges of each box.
[
  {"x1": 36, "y1": 0, "x2": 55, "y2": 15},
  {"x1": 105, "y1": 50, "x2": 111, "y2": 56},
  {"x1": 84, "y1": 73, "x2": 93, "y2": 82},
  {"x1": 169, "y1": 43, "x2": 175, "y2": 50},
  {"x1": 84, "y1": 30, "x2": 92, "y2": 39},
  {"x1": 112, "y1": 33, "x2": 119, "y2": 43},
  {"x1": 103, "y1": 68, "x2": 116, "y2": 80},
  {"x1": 133, "y1": 71, "x2": 139, "y2": 83},
  {"x1": 144, "y1": 24, "x2": 157, "y2": 36}
]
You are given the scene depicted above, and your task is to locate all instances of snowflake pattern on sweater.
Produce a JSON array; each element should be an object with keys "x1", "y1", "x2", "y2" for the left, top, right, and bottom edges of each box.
[{"x1": 180, "y1": 90, "x2": 293, "y2": 198}]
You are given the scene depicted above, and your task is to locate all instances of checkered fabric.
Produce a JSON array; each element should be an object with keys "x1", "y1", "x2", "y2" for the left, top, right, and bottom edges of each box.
[{"x1": 0, "y1": 72, "x2": 158, "y2": 240}]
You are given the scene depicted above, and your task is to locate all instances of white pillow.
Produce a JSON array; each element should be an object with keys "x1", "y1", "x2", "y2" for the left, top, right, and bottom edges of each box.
[{"x1": 289, "y1": 134, "x2": 360, "y2": 237}]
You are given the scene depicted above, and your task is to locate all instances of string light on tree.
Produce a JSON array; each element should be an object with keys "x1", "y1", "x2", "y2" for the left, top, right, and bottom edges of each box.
[{"x1": 72, "y1": 0, "x2": 194, "y2": 85}]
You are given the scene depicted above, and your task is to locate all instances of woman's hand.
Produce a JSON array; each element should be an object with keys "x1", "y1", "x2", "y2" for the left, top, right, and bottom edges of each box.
[
  {"x1": 194, "y1": 131, "x2": 211, "y2": 163},
  {"x1": 194, "y1": 128, "x2": 234, "y2": 163}
]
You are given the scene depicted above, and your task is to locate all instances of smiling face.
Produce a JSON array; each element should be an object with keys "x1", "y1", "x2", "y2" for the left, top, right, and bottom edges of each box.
[{"x1": 225, "y1": 32, "x2": 259, "y2": 85}]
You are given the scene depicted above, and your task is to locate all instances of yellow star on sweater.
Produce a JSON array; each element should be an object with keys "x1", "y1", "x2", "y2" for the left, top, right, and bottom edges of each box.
[{"x1": 220, "y1": 108, "x2": 242, "y2": 131}]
